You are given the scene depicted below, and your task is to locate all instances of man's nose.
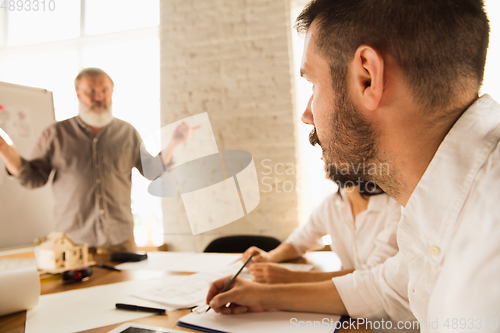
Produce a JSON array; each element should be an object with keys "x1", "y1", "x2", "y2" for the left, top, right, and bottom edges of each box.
[
  {"x1": 301, "y1": 95, "x2": 314, "y2": 125},
  {"x1": 93, "y1": 92, "x2": 105, "y2": 101}
]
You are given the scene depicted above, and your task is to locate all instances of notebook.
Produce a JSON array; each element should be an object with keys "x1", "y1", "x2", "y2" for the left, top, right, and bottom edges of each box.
[{"x1": 178, "y1": 310, "x2": 346, "y2": 333}]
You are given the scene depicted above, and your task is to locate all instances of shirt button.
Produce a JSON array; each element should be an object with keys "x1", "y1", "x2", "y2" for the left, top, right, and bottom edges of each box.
[
  {"x1": 99, "y1": 209, "x2": 105, "y2": 215},
  {"x1": 93, "y1": 138, "x2": 98, "y2": 143},
  {"x1": 412, "y1": 289, "x2": 416, "y2": 294},
  {"x1": 96, "y1": 179, "x2": 101, "y2": 184},
  {"x1": 428, "y1": 246, "x2": 441, "y2": 257}
]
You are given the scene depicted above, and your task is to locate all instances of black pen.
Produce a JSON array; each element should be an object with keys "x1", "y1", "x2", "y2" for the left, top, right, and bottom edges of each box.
[
  {"x1": 206, "y1": 254, "x2": 254, "y2": 313},
  {"x1": 96, "y1": 264, "x2": 122, "y2": 272},
  {"x1": 115, "y1": 303, "x2": 166, "y2": 315}
]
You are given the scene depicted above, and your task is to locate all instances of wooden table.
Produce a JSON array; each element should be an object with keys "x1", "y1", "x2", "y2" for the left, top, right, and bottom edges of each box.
[{"x1": 0, "y1": 252, "x2": 371, "y2": 333}]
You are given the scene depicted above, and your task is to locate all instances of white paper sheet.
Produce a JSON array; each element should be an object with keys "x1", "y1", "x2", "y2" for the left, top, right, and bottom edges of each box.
[
  {"x1": 25, "y1": 276, "x2": 186, "y2": 333},
  {"x1": 115, "y1": 252, "x2": 241, "y2": 273},
  {"x1": 133, "y1": 261, "x2": 243, "y2": 308},
  {"x1": 132, "y1": 261, "x2": 313, "y2": 309},
  {"x1": 0, "y1": 258, "x2": 39, "y2": 316}
]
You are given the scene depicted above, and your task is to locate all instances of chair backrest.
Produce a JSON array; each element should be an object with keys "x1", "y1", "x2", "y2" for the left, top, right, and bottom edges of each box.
[{"x1": 204, "y1": 235, "x2": 281, "y2": 253}]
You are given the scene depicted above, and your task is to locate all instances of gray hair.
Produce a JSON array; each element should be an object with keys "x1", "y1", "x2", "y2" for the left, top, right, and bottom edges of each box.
[{"x1": 74, "y1": 67, "x2": 114, "y2": 88}]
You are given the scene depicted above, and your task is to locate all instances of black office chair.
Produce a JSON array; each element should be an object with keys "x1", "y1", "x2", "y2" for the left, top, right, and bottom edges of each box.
[{"x1": 204, "y1": 235, "x2": 281, "y2": 253}]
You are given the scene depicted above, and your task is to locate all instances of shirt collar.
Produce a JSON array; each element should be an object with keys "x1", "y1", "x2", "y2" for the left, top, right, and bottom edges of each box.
[
  {"x1": 399, "y1": 94, "x2": 500, "y2": 264},
  {"x1": 75, "y1": 115, "x2": 114, "y2": 138},
  {"x1": 366, "y1": 193, "x2": 388, "y2": 212},
  {"x1": 338, "y1": 188, "x2": 389, "y2": 213}
]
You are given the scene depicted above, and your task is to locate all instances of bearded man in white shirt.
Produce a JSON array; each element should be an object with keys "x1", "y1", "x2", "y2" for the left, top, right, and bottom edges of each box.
[{"x1": 207, "y1": 0, "x2": 500, "y2": 331}]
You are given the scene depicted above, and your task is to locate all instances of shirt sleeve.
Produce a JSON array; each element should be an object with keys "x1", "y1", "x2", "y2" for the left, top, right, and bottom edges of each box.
[
  {"x1": 430, "y1": 155, "x2": 500, "y2": 331},
  {"x1": 285, "y1": 195, "x2": 334, "y2": 255},
  {"x1": 333, "y1": 251, "x2": 415, "y2": 322},
  {"x1": 358, "y1": 202, "x2": 401, "y2": 270},
  {"x1": 14, "y1": 127, "x2": 54, "y2": 189},
  {"x1": 133, "y1": 128, "x2": 166, "y2": 181}
]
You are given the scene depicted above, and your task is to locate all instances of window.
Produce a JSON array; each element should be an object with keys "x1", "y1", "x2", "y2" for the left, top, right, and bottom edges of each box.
[
  {"x1": 483, "y1": 0, "x2": 500, "y2": 101},
  {"x1": 84, "y1": 0, "x2": 159, "y2": 36},
  {"x1": 7, "y1": 1, "x2": 80, "y2": 47},
  {"x1": 290, "y1": 4, "x2": 338, "y2": 224},
  {"x1": 0, "y1": 0, "x2": 162, "y2": 247}
]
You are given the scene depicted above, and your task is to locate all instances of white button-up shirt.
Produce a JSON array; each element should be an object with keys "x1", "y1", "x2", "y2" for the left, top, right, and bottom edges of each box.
[
  {"x1": 286, "y1": 191, "x2": 401, "y2": 270},
  {"x1": 333, "y1": 94, "x2": 500, "y2": 332}
]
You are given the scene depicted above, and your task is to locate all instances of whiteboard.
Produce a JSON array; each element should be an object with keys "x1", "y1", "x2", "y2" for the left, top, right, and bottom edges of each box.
[{"x1": 0, "y1": 81, "x2": 56, "y2": 249}]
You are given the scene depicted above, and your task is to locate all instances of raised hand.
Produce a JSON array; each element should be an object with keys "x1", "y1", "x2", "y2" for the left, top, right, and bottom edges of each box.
[{"x1": 170, "y1": 121, "x2": 200, "y2": 145}]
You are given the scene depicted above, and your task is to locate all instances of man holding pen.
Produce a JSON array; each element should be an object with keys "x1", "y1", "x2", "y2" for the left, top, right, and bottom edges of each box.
[{"x1": 207, "y1": 0, "x2": 500, "y2": 330}]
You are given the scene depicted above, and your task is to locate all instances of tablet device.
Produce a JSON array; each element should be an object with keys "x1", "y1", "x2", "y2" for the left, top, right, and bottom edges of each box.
[{"x1": 107, "y1": 322, "x2": 186, "y2": 333}]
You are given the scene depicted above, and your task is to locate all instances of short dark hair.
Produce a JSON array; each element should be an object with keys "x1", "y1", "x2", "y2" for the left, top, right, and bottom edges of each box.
[
  {"x1": 295, "y1": 0, "x2": 490, "y2": 114},
  {"x1": 74, "y1": 67, "x2": 114, "y2": 89}
]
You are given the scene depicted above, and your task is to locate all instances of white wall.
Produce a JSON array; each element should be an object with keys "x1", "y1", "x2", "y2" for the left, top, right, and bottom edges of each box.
[{"x1": 159, "y1": 0, "x2": 300, "y2": 251}]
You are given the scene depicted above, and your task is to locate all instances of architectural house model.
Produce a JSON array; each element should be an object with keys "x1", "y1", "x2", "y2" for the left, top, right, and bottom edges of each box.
[{"x1": 37, "y1": 232, "x2": 95, "y2": 274}]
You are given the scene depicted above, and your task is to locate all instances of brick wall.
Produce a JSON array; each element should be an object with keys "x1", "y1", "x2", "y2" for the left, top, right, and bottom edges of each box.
[{"x1": 160, "y1": 0, "x2": 300, "y2": 252}]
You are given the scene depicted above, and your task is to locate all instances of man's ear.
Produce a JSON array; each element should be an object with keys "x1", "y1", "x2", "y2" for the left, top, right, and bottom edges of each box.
[{"x1": 350, "y1": 45, "x2": 384, "y2": 111}]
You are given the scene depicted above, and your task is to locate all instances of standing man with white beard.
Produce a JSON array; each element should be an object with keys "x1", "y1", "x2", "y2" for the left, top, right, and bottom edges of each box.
[{"x1": 0, "y1": 68, "x2": 194, "y2": 253}]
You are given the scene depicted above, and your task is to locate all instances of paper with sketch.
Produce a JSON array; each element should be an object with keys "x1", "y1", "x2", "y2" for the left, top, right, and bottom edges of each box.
[
  {"x1": 115, "y1": 252, "x2": 241, "y2": 273},
  {"x1": 0, "y1": 106, "x2": 33, "y2": 139},
  {"x1": 133, "y1": 261, "x2": 243, "y2": 308},
  {"x1": 131, "y1": 261, "x2": 313, "y2": 309},
  {"x1": 178, "y1": 310, "x2": 344, "y2": 333},
  {"x1": 25, "y1": 276, "x2": 186, "y2": 333}
]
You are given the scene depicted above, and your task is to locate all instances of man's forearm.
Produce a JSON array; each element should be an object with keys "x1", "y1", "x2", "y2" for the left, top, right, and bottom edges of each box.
[
  {"x1": 268, "y1": 243, "x2": 301, "y2": 262},
  {"x1": 0, "y1": 149, "x2": 22, "y2": 176},
  {"x1": 262, "y1": 280, "x2": 349, "y2": 315},
  {"x1": 295, "y1": 268, "x2": 356, "y2": 283},
  {"x1": 160, "y1": 141, "x2": 178, "y2": 166}
]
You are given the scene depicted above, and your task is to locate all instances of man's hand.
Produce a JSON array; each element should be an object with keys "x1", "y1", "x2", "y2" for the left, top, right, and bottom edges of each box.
[
  {"x1": 160, "y1": 121, "x2": 200, "y2": 166},
  {"x1": 242, "y1": 246, "x2": 272, "y2": 263},
  {"x1": 207, "y1": 276, "x2": 267, "y2": 314},
  {"x1": 170, "y1": 121, "x2": 200, "y2": 146},
  {"x1": 249, "y1": 263, "x2": 298, "y2": 284},
  {"x1": 0, "y1": 134, "x2": 22, "y2": 175}
]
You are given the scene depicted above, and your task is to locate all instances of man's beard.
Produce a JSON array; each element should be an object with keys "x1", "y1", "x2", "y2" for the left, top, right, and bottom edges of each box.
[
  {"x1": 309, "y1": 88, "x2": 378, "y2": 188},
  {"x1": 78, "y1": 101, "x2": 114, "y2": 128}
]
